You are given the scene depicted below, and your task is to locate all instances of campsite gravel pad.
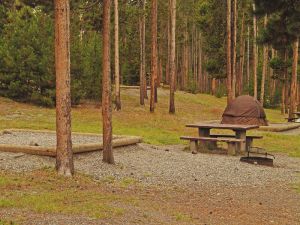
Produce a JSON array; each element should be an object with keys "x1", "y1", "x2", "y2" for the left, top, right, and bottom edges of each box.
[
  {"x1": 0, "y1": 143, "x2": 299, "y2": 189},
  {"x1": 0, "y1": 131, "x2": 104, "y2": 147},
  {"x1": 1, "y1": 144, "x2": 300, "y2": 224}
]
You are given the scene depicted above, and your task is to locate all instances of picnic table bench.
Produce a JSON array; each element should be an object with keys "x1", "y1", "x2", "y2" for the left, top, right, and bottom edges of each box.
[
  {"x1": 180, "y1": 136, "x2": 244, "y2": 155},
  {"x1": 181, "y1": 123, "x2": 260, "y2": 155}
]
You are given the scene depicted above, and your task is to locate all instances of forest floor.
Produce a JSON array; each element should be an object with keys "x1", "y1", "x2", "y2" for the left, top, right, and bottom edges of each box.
[{"x1": 0, "y1": 88, "x2": 300, "y2": 224}]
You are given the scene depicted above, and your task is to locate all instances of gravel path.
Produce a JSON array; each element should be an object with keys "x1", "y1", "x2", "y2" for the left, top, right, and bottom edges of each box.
[
  {"x1": 0, "y1": 143, "x2": 299, "y2": 188},
  {"x1": 0, "y1": 131, "x2": 104, "y2": 147}
]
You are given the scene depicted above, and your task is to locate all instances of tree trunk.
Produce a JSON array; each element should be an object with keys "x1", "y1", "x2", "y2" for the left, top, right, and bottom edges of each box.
[
  {"x1": 260, "y1": 15, "x2": 268, "y2": 105},
  {"x1": 212, "y1": 78, "x2": 216, "y2": 96},
  {"x1": 281, "y1": 50, "x2": 288, "y2": 115},
  {"x1": 55, "y1": 0, "x2": 74, "y2": 177},
  {"x1": 114, "y1": 0, "x2": 121, "y2": 110},
  {"x1": 246, "y1": 25, "x2": 250, "y2": 91},
  {"x1": 270, "y1": 48, "x2": 276, "y2": 100},
  {"x1": 142, "y1": 0, "x2": 147, "y2": 100},
  {"x1": 166, "y1": 0, "x2": 171, "y2": 85},
  {"x1": 102, "y1": 0, "x2": 114, "y2": 164},
  {"x1": 169, "y1": 0, "x2": 176, "y2": 114},
  {"x1": 253, "y1": 3, "x2": 258, "y2": 100},
  {"x1": 150, "y1": 0, "x2": 158, "y2": 112},
  {"x1": 232, "y1": 0, "x2": 237, "y2": 99},
  {"x1": 226, "y1": 0, "x2": 233, "y2": 104},
  {"x1": 139, "y1": 0, "x2": 145, "y2": 105},
  {"x1": 238, "y1": 12, "x2": 245, "y2": 96},
  {"x1": 198, "y1": 32, "x2": 202, "y2": 92},
  {"x1": 289, "y1": 38, "x2": 299, "y2": 118}
]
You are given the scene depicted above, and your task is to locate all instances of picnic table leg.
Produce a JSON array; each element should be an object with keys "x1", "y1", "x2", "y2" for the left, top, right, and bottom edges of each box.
[
  {"x1": 190, "y1": 140, "x2": 198, "y2": 154},
  {"x1": 227, "y1": 142, "x2": 237, "y2": 156},
  {"x1": 235, "y1": 130, "x2": 246, "y2": 154},
  {"x1": 198, "y1": 128, "x2": 213, "y2": 152},
  {"x1": 246, "y1": 137, "x2": 253, "y2": 152}
]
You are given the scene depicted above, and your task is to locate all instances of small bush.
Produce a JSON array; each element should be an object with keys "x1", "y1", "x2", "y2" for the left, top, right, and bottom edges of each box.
[
  {"x1": 31, "y1": 92, "x2": 55, "y2": 107},
  {"x1": 186, "y1": 81, "x2": 198, "y2": 94}
]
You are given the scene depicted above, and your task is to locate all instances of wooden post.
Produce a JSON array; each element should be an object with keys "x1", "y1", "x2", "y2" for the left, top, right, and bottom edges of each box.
[
  {"x1": 198, "y1": 128, "x2": 211, "y2": 152},
  {"x1": 235, "y1": 130, "x2": 246, "y2": 154},
  {"x1": 227, "y1": 142, "x2": 236, "y2": 156}
]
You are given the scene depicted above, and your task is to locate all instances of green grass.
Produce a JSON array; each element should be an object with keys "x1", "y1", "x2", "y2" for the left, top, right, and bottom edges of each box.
[
  {"x1": 0, "y1": 88, "x2": 298, "y2": 156},
  {"x1": 173, "y1": 212, "x2": 193, "y2": 222},
  {"x1": 256, "y1": 132, "x2": 300, "y2": 157},
  {"x1": 0, "y1": 220, "x2": 18, "y2": 225},
  {"x1": 0, "y1": 169, "x2": 198, "y2": 223},
  {"x1": 0, "y1": 170, "x2": 135, "y2": 219}
]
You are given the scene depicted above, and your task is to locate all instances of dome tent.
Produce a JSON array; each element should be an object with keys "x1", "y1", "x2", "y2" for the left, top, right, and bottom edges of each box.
[{"x1": 221, "y1": 95, "x2": 268, "y2": 126}]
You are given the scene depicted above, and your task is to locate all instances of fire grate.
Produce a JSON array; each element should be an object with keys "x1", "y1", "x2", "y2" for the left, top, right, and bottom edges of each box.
[{"x1": 240, "y1": 147, "x2": 275, "y2": 167}]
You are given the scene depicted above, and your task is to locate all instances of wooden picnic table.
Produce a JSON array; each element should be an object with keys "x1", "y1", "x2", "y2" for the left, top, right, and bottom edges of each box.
[{"x1": 186, "y1": 123, "x2": 259, "y2": 153}]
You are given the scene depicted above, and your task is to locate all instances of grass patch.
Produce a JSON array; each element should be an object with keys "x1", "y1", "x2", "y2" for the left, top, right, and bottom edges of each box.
[
  {"x1": 0, "y1": 220, "x2": 18, "y2": 225},
  {"x1": 294, "y1": 184, "x2": 300, "y2": 193},
  {"x1": 0, "y1": 89, "x2": 297, "y2": 156},
  {"x1": 0, "y1": 170, "x2": 135, "y2": 219},
  {"x1": 0, "y1": 169, "x2": 197, "y2": 223},
  {"x1": 173, "y1": 212, "x2": 193, "y2": 222}
]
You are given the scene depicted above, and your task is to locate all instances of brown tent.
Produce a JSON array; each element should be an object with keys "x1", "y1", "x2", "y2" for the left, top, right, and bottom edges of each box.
[{"x1": 221, "y1": 95, "x2": 268, "y2": 126}]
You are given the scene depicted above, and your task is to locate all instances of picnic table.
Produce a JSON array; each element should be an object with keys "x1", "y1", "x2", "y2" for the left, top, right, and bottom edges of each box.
[{"x1": 184, "y1": 123, "x2": 259, "y2": 154}]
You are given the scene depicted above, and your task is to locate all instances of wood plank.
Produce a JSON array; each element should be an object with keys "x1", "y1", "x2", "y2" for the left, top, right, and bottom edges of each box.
[
  {"x1": 210, "y1": 134, "x2": 263, "y2": 139},
  {"x1": 186, "y1": 123, "x2": 259, "y2": 130},
  {"x1": 180, "y1": 136, "x2": 244, "y2": 143}
]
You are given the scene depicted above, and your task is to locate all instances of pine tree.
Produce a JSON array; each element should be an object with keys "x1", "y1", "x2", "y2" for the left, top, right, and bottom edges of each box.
[
  {"x1": 169, "y1": 0, "x2": 176, "y2": 114},
  {"x1": 102, "y1": 0, "x2": 114, "y2": 164},
  {"x1": 150, "y1": 0, "x2": 158, "y2": 112},
  {"x1": 54, "y1": 0, "x2": 74, "y2": 176},
  {"x1": 114, "y1": 0, "x2": 121, "y2": 111}
]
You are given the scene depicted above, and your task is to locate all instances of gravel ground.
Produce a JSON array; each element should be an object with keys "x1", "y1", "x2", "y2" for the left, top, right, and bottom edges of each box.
[
  {"x1": 1, "y1": 144, "x2": 300, "y2": 224},
  {"x1": 0, "y1": 131, "x2": 104, "y2": 147},
  {"x1": 76, "y1": 144, "x2": 300, "y2": 188},
  {"x1": 0, "y1": 143, "x2": 299, "y2": 188}
]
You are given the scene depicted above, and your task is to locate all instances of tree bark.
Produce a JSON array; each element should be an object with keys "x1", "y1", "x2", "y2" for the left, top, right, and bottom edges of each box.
[
  {"x1": 246, "y1": 26, "x2": 250, "y2": 91},
  {"x1": 54, "y1": 0, "x2": 74, "y2": 177},
  {"x1": 270, "y1": 48, "x2": 276, "y2": 100},
  {"x1": 139, "y1": 0, "x2": 145, "y2": 105},
  {"x1": 150, "y1": 0, "x2": 158, "y2": 112},
  {"x1": 226, "y1": 0, "x2": 233, "y2": 104},
  {"x1": 238, "y1": 12, "x2": 245, "y2": 96},
  {"x1": 102, "y1": 0, "x2": 114, "y2": 164},
  {"x1": 232, "y1": 0, "x2": 237, "y2": 99},
  {"x1": 212, "y1": 78, "x2": 216, "y2": 96},
  {"x1": 260, "y1": 15, "x2": 268, "y2": 105},
  {"x1": 289, "y1": 38, "x2": 299, "y2": 119},
  {"x1": 253, "y1": 3, "x2": 258, "y2": 100},
  {"x1": 169, "y1": 0, "x2": 176, "y2": 114},
  {"x1": 281, "y1": 50, "x2": 288, "y2": 115},
  {"x1": 142, "y1": 0, "x2": 147, "y2": 99},
  {"x1": 166, "y1": 0, "x2": 171, "y2": 85},
  {"x1": 198, "y1": 32, "x2": 202, "y2": 92},
  {"x1": 114, "y1": 0, "x2": 121, "y2": 110}
]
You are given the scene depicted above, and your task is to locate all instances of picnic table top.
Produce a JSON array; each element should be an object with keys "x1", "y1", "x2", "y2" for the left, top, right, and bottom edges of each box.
[
  {"x1": 186, "y1": 123, "x2": 259, "y2": 131},
  {"x1": 293, "y1": 112, "x2": 300, "y2": 115}
]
